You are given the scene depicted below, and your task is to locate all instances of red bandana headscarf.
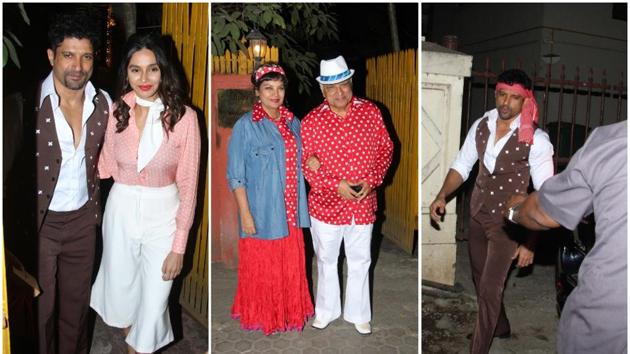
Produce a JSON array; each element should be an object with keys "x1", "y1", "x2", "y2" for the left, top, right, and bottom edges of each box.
[
  {"x1": 252, "y1": 64, "x2": 292, "y2": 122},
  {"x1": 496, "y1": 82, "x2": 539, "y2": 145},
  {"x1": 254, "y1": 65, "x2": 285, "y2": 82}
]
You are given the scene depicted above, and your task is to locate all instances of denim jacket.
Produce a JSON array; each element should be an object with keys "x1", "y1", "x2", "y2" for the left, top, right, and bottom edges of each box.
[{"x1": 227, "y1": 111, "x2": 310, "y2": 239}]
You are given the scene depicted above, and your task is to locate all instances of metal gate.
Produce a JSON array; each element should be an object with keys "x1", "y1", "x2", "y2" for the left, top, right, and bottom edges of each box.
[{"x1": 456, "y1": 59, "x2": 627, "y2": 239}]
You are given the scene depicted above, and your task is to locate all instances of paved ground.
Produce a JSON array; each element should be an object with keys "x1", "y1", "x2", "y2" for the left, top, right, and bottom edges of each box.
[
  {"x1": 211, "y1": 234, "x2": 418, "y2": 353},
  {"x1": 90, "y1": 308, "x2": 208, "y2": 353},
  {"x1": 422, "y1": 238, "x2": 559, "y2": 353}
]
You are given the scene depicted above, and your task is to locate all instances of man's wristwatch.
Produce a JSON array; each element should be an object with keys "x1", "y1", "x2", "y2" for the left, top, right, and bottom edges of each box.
[{"x1": 507, "y1": 204, "x2": 521, "y2": 224}]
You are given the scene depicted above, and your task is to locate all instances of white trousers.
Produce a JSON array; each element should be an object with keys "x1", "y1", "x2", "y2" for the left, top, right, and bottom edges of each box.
[
  {"x1": 310, "y1": 217, "x2": 373, "y2": 324},
  {"x1": 90, "y1": 183, "x2": 179, "y2": 353}
]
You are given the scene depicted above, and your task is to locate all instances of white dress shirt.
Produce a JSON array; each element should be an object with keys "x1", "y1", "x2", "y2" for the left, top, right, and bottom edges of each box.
[
  {"x1": 450, "y1": 108, "x2": 554, "y2": 190},
  {"x1": 39, "y1": 72, "x2": 111, "y2": 211}
]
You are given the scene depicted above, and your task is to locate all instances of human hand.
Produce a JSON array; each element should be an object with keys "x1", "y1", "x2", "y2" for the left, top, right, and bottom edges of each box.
[
  {"x1": 241, "y1": 211, "x2": 256, "y2": 235},
  {"x1": 512, "y1": 245, "x2": 534, "y2": 268},
  {"x1": 306, "y1": 155, "x2": 321, "y2": 172},
  {"x1": 506, "y1": 193, "x2": 527, "y2": 210},
  {"x1": 503, "y1": 193, "x2": 527, "y2": 220},
  {"x1": 162, "y1": 251, "x2": 184, "y2": 281},
  {"x1": 353, "y1": 180, "x2": 371, "y2": 201},
  {"x1": 337, "y1": 179, "x2": 360, "y2": 201},
  {"x1": 429, "y1": 197, "x2": 447, "y2": 223}
]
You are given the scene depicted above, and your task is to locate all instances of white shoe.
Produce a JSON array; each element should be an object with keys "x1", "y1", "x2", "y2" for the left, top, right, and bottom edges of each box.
[
  {"x1": 311, "y1": 317, "x2": 332, "y2": 330},
  {"x1": 354, "y1": 322, "x2": 372, "y2": 335}
]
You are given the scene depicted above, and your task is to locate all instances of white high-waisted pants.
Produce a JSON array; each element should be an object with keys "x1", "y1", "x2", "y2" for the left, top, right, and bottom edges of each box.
[
  {"x1": 310, "y1": 217, "x2": 373, "y2": 324},
  {"x1": 90, "y1": 183, "x2": 179, "y2": 353}
]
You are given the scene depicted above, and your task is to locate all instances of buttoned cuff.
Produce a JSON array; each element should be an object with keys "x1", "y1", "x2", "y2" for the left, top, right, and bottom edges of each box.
[{"x1": 228, "y1": 178, "x2": 246, "y2": 191}]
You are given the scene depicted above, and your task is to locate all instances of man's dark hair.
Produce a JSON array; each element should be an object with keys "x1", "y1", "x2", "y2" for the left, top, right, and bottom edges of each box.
[
  {"x1": 48, "y1": 12, "x2": 101, "y2": 52},
  {"x1": 497, "y1": 69, "x2": 533, "y2": 90}
]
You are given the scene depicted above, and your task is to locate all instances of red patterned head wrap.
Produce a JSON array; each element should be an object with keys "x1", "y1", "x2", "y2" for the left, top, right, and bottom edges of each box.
[
  {"x1": 496, "y1": 82, "x2": 539, "y2": 144},
  {"x1": 254, "y1": 64, "x2": 286, "y2": 83}
]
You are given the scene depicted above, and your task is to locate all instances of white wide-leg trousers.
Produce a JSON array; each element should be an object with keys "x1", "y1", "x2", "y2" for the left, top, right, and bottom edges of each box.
[
  {"x1": 91, "y1": 183, "x2": 179, "y2": 353},
  {"x1": 310, "y1": 217, "x2": 373, "y2": 324}
]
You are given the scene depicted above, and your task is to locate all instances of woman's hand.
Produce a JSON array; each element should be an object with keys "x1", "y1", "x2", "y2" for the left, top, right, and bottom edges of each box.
[
  {"x1": 162, "y1": 251, "x2": 184, "y2": 281},
  {"x1": 241, "y1": 211, "x2": 257, "y2": 235},
  {"x1": 306, "y1": 155, "x2": 321, "y2": 172}
]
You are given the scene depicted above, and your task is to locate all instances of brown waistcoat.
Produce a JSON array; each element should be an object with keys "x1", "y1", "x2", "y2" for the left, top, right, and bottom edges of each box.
[
  {"x1": 35, "y1": 87, "x2": 109, "y2": 232},
  {"x1": 469, "y1": 117, "x2": 531, "y2": 221}
]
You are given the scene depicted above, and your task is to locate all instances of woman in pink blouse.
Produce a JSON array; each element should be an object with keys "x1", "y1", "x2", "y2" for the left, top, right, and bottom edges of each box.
[{"x1": 90, "y1": 33, "x2": 200, "y2": 353}]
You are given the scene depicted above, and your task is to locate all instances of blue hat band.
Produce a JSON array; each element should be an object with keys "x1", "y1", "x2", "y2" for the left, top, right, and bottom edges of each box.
[{"x1": 319, "y1": 70, "x2": 351, "y2": 82}]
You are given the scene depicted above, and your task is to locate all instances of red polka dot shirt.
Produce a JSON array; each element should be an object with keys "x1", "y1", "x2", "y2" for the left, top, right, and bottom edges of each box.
[
  {"x1": 252, "y1": 102, "x2": 298, "y2": 226},
  {"x1": 301, "y1": 97, "x2": 393, "y2": 225}
]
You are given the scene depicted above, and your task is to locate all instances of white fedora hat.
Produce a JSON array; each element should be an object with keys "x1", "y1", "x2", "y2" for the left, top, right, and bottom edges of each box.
[{"x1": 316, "y1": 55, "x2": 355, "y2": 85}]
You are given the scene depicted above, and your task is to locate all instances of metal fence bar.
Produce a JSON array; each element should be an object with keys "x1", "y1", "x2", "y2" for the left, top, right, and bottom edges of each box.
[
  {"x1": 599, "y1": 70, "x2": 608, "y2": 127},
  {"x1": 585, "y1": 69, "x2": 594, "y2": 138},
  {"x1": 617, "y1": 74, "x2": 625, "y2": 122},
  {"x1": 569, "y1": 67, "x2": 579, "y2": 157}
]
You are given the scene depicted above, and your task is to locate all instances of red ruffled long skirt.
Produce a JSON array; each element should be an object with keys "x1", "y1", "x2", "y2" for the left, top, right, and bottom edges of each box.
[{"x1": 231, "y1": 225, "x2": 314, "y2": 335}]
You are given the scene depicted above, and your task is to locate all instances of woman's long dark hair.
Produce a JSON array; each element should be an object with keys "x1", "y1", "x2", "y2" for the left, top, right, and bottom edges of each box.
[{"x1": 113, "y1": 33, "x2": 186, "y2": 133}]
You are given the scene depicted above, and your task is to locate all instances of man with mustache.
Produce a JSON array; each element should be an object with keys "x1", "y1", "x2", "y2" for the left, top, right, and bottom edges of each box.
[
  {"x1": 301, "y1": 56, "x2": 393, "y2": 335},
  {"x1": 429, "y1": 69, "x2": 554, "y2": 353},
  {"x1": 35, "y1": 12, "x2": 111, "y2": 354}
]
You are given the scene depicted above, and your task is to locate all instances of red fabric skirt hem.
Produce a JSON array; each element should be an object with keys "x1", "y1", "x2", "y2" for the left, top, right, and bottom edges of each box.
[{"x1": 231, "y1": 225, "x2": 314, "y2": 336}]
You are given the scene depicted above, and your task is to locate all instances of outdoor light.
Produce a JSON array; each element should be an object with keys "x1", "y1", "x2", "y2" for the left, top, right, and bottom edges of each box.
[{"x1": 246, "y1": 28, "x2": 268, "y2": 69}]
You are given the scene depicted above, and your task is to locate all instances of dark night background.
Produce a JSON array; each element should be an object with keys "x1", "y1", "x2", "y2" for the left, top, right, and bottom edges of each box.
[
  {"x1": 4, "y1": 3, "x2": 418, "y2": 129},
  {"x1": 3, "y1": 2, "x2": 164, "y2": 281},
  {"x1": 3, "y1": 3, "x2": 163, "y2": 99},
  {"x1": 2, "y1": 4, "x2": 418, "y2": 348},
  {"x1": 2, "y1": 2, "x2": 418, "y2": 274},
  {"x1": 283, "y1": 3, "x2": 418, "y2": 118}
]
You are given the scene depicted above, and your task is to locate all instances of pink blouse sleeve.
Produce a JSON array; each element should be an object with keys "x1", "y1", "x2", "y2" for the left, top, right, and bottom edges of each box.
[
  {"x1": 98, "y1": 109, "x2": 118, "y2": 179},
  {"x1": 172, "y1": 107, "x2": 201, "y2": 254}
]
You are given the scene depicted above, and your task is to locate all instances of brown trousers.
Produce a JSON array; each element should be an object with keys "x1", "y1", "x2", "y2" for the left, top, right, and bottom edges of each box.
[
  {"x1": 38, "y1": 204, "x2": 96, "y2": 354},
  {"x1": 468, "y1": 208, "x2": 518, "y2": 354}
]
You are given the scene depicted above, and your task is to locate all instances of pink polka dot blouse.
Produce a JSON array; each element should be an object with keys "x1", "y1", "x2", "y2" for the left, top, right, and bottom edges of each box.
[{"x1": 98, "y1": 92, "x2": 201, "y2": 254}]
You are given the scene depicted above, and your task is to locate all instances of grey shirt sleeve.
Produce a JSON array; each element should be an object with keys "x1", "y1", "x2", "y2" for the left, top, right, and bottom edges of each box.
[{"x1": 538, "y1": 144, "x2": 593, "y2": 231}]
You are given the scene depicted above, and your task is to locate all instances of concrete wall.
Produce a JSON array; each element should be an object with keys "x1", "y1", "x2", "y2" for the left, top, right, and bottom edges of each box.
[
  {"x1": 430, "y1": 3, "x2": 626, "y2": 129},
  {"x1": 421, "y1": 41, "x2": 472, "y2": 286}
]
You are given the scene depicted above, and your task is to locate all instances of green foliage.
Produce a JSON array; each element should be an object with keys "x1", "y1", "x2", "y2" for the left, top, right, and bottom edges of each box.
[
  {"x1": 211, "y1": 3, "x2": 339, "y2": 94},
  {"x1": 3, "y1": 4, "x2": 30, "y2": 69}
]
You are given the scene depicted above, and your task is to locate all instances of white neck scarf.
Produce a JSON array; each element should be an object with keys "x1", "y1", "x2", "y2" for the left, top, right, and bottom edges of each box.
[{"x1": 135, "y1": 94, "x2": 165, "y2": 172}]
